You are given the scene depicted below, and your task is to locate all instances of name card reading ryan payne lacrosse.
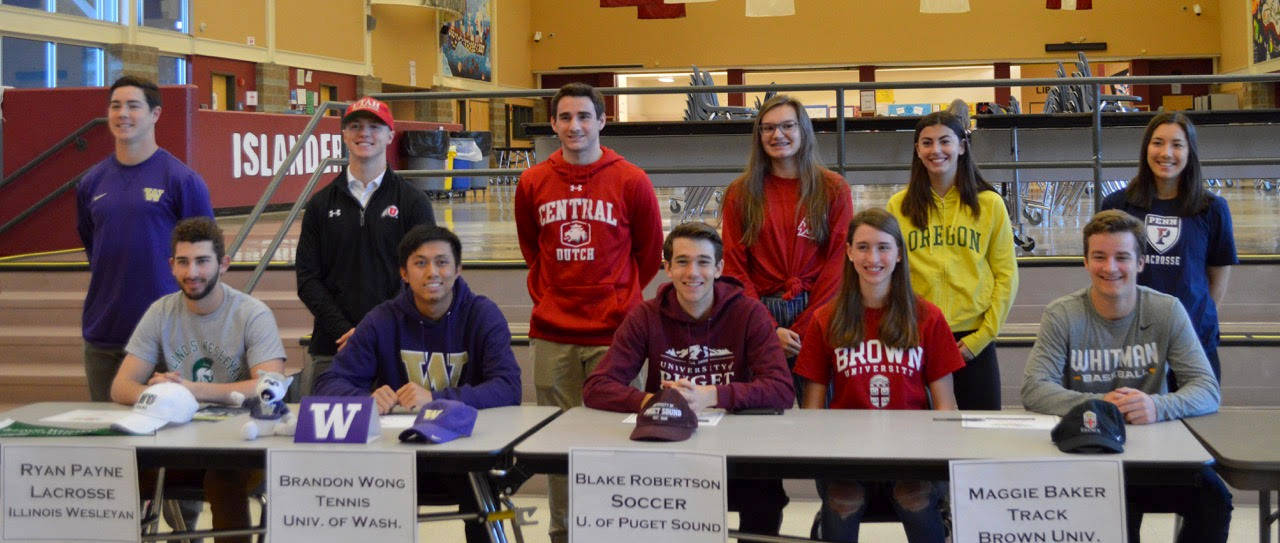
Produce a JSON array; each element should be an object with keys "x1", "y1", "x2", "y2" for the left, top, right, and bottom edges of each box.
[
  {"x1": 268, "y1": 449, "x2": 416, "y2": 543},
  {"x1": 570, "y1": 448, "x2": 727, "y2": 543},
  {"x1": 295, "y1": 397, "x2": 381, "y2": 444},
  {"x1": 950, "y1": 458, "x2": 1126, "y2": 543},
  {"x1": 1, "y1": 444, "x2": 139, "y2": 542}
]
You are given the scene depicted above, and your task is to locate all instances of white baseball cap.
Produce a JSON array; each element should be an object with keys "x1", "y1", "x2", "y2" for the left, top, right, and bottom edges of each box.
[{"x1": 112, "y1": 382, "x2": 199, "y2": 435}]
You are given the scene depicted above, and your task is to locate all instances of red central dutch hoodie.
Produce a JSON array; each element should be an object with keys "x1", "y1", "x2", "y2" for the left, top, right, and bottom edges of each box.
[
  {"x1": 515, "y1": 146, "x2": 663, "y2": 345},
  {"x1": 582, "y1": 277, "x2": 795, "y2": 413}
]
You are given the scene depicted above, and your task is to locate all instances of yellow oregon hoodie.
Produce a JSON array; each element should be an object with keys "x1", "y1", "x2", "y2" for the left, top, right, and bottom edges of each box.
[{"x1": 886, "y1": 187, "x2": 1019, "y2": 354}]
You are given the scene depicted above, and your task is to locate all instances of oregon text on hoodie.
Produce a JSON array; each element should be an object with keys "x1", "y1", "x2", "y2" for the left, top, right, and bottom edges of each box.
[
  {"x1": 887, "y1": 188, "x2": 1019, "y2": 354},
  {"x1": 515, "y1": 147, "x2": 663, "y2": 345},
  {"x1": 721, "y1": 171, "x2": 853, "y2": 333},
  {"x1": 582, "y1": 277, "x2": 795, "y2": 413},
  {"x1": 313, "y1": 277, "x2": 521, "y2": 409}
]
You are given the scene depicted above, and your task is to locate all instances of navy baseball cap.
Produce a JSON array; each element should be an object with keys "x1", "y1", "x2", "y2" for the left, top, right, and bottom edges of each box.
[
  {"x1": 630, "y1": 388, "x2": 698, "y2": 442},
  {"x1": 399, "y1": 399, "x2": 477, "y2": 444},
  {"x1": 1051, "y1": 399, "x2": 1126, "y2": 454}
]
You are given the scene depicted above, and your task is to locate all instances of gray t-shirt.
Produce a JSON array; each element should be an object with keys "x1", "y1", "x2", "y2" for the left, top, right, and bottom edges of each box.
[
  {"x1": 1021, "y1": 286, "x2": 1219, "y2": 421},
  {"x1": 125, "y1": 283, "x2": 286, "y2": 383}
]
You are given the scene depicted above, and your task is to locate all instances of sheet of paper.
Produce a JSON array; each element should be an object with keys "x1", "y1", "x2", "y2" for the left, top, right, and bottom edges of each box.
[
  {"x1": 622, "y1": 411, "x2": 724, "y2": 426},
  {"x1": 960, "y1": 414, "x2": 1059, "y2": 430},
  {"x1": 39, "y1": 409, "x2": 130, "y2": 425},
  {"x1": 379, "y1": 414, "x2": 417, "y2": 430}
]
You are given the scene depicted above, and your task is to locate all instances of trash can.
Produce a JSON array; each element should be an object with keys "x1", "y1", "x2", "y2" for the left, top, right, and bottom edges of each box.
[
  {"x1": 448, "y1": 131, "x2": 493, "y2": 191},
  {"x1": 400, "y1": 130, "x2": 451, "y2": 193}
]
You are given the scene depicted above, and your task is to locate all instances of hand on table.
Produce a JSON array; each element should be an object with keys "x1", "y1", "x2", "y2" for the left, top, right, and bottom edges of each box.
[
  {"x1": 662, "y1": 379, "x2": 717, "y2": 413},
  {"x1": 1103, "y1": 387, "x2": 1157, "y2": 425}
]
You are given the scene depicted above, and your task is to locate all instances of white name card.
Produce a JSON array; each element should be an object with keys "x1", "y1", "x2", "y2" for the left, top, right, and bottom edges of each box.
[
  {"x1": 950, "y1": 458, "x2": 1127, "y2": 543},
  {"x1": 1, "y1": 444, "x2": 139, "y2": 542},
  {"x1": 267, "y1": 449, "x2": 416, "y2": 543},
  {"x1": 570, "y1": 448, "x2": 726, "y2": 543}
]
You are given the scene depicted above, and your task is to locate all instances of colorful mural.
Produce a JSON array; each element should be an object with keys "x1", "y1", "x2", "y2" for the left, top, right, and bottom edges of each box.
[
  {"x1": 1254, "y1": 0, "x2": 1280, "y2": 63},
  {"x1": 440, "y1": 0, "x2": 492, "y2": 82}
]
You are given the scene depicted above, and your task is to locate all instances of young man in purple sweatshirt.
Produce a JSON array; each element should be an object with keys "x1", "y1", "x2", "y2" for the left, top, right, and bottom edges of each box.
[
  {"x1": 582, "y1": 221, "x2": 794, "y2": 543},
  {"x1": 314, "y1": 224, "x2": 520, "y2": 543},
  {"x1": 77, "y1": 76, "x2": 213, "y2": 401}
]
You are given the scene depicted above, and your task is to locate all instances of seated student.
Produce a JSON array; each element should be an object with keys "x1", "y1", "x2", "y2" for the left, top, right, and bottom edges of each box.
[
  {"x1": 1021, "y1": 210, "x2": 1231, "y2": 543},
  {"x1": 314, "y1": 224, "x2": 521, "y2": 543},
  {"x1": 582, "y1": 221, "x2": 794, "y2": 542},
  {"x1": 793, "y1": 208, "x2": 963, "y2": 543},
  {"x1": 110, "y1": 217, "x2": 285, "y2": 543}
]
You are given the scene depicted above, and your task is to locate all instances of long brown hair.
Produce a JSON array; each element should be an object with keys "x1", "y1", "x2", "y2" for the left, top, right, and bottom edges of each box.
[
  {"x1": 900, "y1": 111, "x2": 996, "y2": 229},
  {"x1": 1122, "y1": 112, "x2": 1210, "y2": 216},
  {"x1": 728, "y1": 94, "x2": 835, "y2": 245},
  {"x1": 827, "y1": 208, "x2": 920, "y2": 349}
]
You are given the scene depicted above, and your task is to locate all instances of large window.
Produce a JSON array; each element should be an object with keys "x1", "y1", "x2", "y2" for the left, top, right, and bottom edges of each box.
[
  {"x1": 139, "y1": 0, "x2": 188, "y2": 32},
  {"x1": 1, "y1": 36, "x2": 104, "y2": 88},
  {"x1": 1, "y1": 0, "x2": 119, "y2": 22},
  {"x1": 158, "y1": 55, "x2": 188, "y2": 85}
]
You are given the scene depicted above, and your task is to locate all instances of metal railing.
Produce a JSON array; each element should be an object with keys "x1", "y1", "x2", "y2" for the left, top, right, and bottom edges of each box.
[
  {"x1": 9, "y1": 72, "x2": 1280, "y2": 275},
  {"x1": 0, "y1": 117, "x2": 106, "y2": 238}
]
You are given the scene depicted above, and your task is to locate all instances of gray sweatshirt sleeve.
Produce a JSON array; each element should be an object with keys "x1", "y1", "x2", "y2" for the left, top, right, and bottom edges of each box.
[
  {"x1": 1021, "y1": 299, "x2": 1104, "y2": 415},
  {"x1": 1150, "y1": 297, "x2": 1220, "y2": 421}
]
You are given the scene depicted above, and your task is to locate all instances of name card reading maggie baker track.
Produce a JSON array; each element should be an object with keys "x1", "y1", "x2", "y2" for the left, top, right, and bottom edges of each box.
[
  {"x1": 570, "y1": 448, "x2": 727, "y2": 543},
  {"x1": 950, "y1": 458, "x2": 1126, "y2": 543},
  {"x1": 1, "y1": 444, "x2": 139, "y2": 542},
  {"x1": 268, "y1": 449, "x2": 416, "y2": 543}
]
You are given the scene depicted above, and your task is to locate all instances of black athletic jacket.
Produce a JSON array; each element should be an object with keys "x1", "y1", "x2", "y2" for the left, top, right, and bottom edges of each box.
[{"x1": 296, "y1": 168, "x2": 435, "y2": 356}]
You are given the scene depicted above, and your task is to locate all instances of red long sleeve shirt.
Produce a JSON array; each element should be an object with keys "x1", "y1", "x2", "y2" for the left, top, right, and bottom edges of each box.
[{"x1": 721, "y1": 170, "x2": 852, "y2": 333}]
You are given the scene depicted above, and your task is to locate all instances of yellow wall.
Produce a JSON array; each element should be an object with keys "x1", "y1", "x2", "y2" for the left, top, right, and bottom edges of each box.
[
  {"x1": 497, "y1": 0, "x2": 535, "y2": 88},
  {"x1": 530, "y1": 0, "x2": 1222, "y2": 71},
  {"x1": 371, "y1": 4, "x2": 440, "y2": 87},
  {"x1": 275, "y1": 0, "x2": 364, "y2": 62},
  {"x1": 190, "y1": 0, "x2": 266, "y2": 46},
  {"x1": 1219, "y1": 0, "x2": 1249, "y2": 72}
]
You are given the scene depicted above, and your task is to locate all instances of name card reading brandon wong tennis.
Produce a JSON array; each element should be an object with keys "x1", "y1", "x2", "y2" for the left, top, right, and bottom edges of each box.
[
  {"x1": 949, "y1": 458, "x2": 1126, "y2": 543},
  {"x1": 295, "y1": 397, "x2": 381, "y2": 443},
  {"x1": 569, "y1": 448, "x2": 727, "y2": 543},
  {"x1": 1, "y1": 444, "x2": 139, "y2": 542},
  {"x1": 268, "y1": 449, "x2": 416, "y2": 543}
]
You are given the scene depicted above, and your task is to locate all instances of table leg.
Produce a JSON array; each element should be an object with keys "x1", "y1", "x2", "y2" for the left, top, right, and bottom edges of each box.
[
  {"x1": 469, "y1": 471, "x2": 508, "y2": 543},
  {"x1": 1263, "y1": 489, "x2": 1273, "y2": 543}
]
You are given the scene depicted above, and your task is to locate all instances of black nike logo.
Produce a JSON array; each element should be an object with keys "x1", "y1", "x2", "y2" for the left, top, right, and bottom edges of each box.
[{"x1": 1140, "y1": 323, "x2": 1152, "y2": 330}]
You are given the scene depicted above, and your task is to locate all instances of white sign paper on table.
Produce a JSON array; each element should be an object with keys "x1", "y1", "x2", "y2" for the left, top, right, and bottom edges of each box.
[
  {"x1": 1, "y1": 444, "x2": 139, "y2": 542},
  {"x1": 570, "y1": 448, "x2": 727, "y2": 543},
  {"x1": 268, "y1": 449, "x2": 416, "y2": 543},
  {"x1": 950, "y1": 457, "x2": 1127, "y2": 543}
]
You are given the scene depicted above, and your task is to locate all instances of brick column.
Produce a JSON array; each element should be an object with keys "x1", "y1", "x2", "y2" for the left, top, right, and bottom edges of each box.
[
  {"x1": 355, "y1": 75, "x2": 382, "y2": 98},
  {"x1": 489, "y1": 99, "x2": 509, "y2": 150},
  {"x1": 419, "y1": 86, "x2": 457, "y2": 123},
  {"x1": 104, "y1": 44, "x2": 159, "y2": 83},
  {"x1": 1241, "y1": 82, "x2": 1278, "y2": 109},
  {"x1": 255, "y1": 63, "x2": 290, "y2": 113}
]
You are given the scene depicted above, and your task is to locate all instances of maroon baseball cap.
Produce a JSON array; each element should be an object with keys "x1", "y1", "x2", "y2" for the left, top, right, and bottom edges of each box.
[
  {"x1": 343, "y1": 96, "x2": 395, "y2": 131},
  {"x1": 630, "y1": 388, "x2": 698, "y2": 442}
]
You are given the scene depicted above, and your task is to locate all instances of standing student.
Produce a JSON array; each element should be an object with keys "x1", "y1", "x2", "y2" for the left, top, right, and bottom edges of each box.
[
  {"x1": 794, "y1": 208, "x2": 963, "y2": 543},
  {"x1": 296, "y1": 97, "x2": 435, "y2": 395},
  {"x1": 886, "y1": 111, "x2": 1018, "y2": 410},
  {"x1": 721, "y1": 94, "x2": 853, "y2": 394},
  {"x1": 514, "y1": 82, "x2": 663, "y2": 543},
  {"x1": 77, "y1": 75, "x2": 214, "y2": 401},
  {"x1": 583, "y1": 222, "x2": 794, "y2": 543},
  {"x1": 1101, "y1": 112, "x2": 1236, "y2": 387}
]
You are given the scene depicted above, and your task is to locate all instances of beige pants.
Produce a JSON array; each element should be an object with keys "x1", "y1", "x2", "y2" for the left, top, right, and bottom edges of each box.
[{"x1": 532, "y1": 338, "x2": 609, "y2": 543}]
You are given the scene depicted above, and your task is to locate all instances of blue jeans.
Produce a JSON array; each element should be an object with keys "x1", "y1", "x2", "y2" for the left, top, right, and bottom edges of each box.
[{"x1": 812, "y1": 480, "x2": 947, "y2": 543}]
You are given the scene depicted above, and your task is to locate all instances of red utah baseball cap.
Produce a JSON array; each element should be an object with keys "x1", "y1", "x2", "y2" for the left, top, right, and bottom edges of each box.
[{"x1": 343, "y1": 96, "x2": 395, "y2": 131}]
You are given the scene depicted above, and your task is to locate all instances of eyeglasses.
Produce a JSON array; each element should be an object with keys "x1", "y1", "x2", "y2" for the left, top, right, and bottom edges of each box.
[{"x1": 760, "y1": 121, "x2": 799, "y2": 134}]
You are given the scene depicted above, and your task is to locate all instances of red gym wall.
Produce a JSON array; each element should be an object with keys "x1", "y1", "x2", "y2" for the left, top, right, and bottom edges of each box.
[{"x1": 0, "y1": 85, "x2": 457, "y2": 257}]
